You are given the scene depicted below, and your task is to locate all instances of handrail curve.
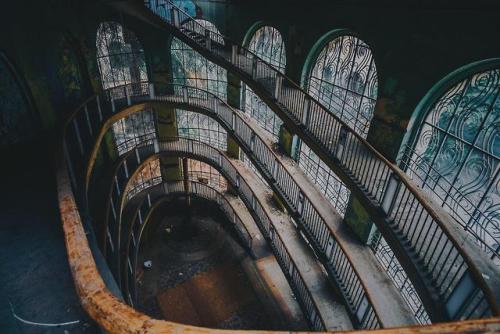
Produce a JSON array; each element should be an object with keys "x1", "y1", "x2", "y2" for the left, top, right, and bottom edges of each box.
[
  {"x1": 133, "y1": 0, "x2": 500, "y2": 321},
  {"x1": 55, "y1": 78, "x2": 500, "y2": 334},
  {"x1": 85, "y1": 86, "x2": 404, "y2": 328}
]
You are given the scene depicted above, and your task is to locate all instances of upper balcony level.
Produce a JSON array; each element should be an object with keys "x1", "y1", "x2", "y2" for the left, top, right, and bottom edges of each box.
[{"x1": 1, "y1": 0, "x2": 499, "y2": 333}]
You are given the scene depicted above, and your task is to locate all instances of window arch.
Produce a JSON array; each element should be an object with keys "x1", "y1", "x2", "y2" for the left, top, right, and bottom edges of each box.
[
  {"x1": 0, "y1": 52, "x2": 37, "y2": 146},
  {"x1": 401, "y1": 59, "x2": 500, "y2": 257},
  {"x1": 170, "y1": 19, "x2": 227, "y2": 100},
  {"x1": 296, "y1": 31, "x2": 377, "y2": 217},
  {"x1": 96, "y1": 21, "x2": 148, "y2": 90},
  {"x1": 302, "y1": 31, "x2": 378, "y2": 138},
  {"x1": 241, "y1": 24, "x2": 286, "y2": 140}
]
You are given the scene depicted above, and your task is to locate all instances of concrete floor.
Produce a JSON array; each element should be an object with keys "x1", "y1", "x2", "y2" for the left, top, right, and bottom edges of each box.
[
  {"x1": 136, "y1": 203, "x2": 283, "y2": 330},
  {"x1": 0, "y1": 141, "x2": 99, "y2": 334}
]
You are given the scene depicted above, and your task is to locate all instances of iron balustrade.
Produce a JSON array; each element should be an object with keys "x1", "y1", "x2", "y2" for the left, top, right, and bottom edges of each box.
[
  {"x1": 399, "y1": 144, "x2": 500, "y2": 262},
  {"x1": 66, "y1": 79, "x2": 498, "y2": 326},
  {"x1": 100, "y1": 138, "x2": 328, "y2": 330},
  {"x1": 84, "y1": 82, "x2": 391, "y2": 328},
  {"x1": 56, "y1": 83, "x2": 500, "y2": 334},
  {"x1": 140, "y1": 0, "x2": 500, "y2": 321}
]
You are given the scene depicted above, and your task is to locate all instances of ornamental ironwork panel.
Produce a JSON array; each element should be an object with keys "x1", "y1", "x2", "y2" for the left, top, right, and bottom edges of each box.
[
  {"x1": 171, "y1": 19, "x2": 227, "y2": 101},
  {"x1": 306, "y1": 35, "x2": 378, "y2": 138},
  {"x1": 112, "y1": 109, "x2": 156, "y2": 156},
  {"x1": 297, "y1": 34, "x2": 377, "y2": 221},
  {"x1": 404, "y1": 68, "x2": 500, "y2": 259},
  {"x1": 242, "y1": 26, "x2": 286, "y2": 140},
  {"x1": 176, "y1": 109, "x2": 227, "y2": 150},
  {"x1": 96, "y1": 22, "x2": 148, "y2": 90}
]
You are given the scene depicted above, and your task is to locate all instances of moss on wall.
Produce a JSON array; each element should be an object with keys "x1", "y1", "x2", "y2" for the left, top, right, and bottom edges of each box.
[
  {"x1": 278, "y1": 125, "x2": 293, "y2": 157},
  {"x1": 226, "y1": 134, "x2": 240, "y2": 159},
  {"x1": 156, "y1": 104, "x2": 181, "y2": 180},
  {"x1": 344, "y1": 196, "x2": 373, "y2": 244}
]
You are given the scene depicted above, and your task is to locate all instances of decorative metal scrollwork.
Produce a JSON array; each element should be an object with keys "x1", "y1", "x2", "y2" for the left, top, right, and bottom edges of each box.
[
  {"x1": 171, "y1": 19, "x2": 227, "y2": 101},
  {"x1": 404, "y1": 67, "x2": 500, "y2": 260},
  {"x1": 242, "y1": 25, "x2": 286, "y2": 140},
  {"x1": 96, "y1": 22, "x2": 148, "y2": 90}
]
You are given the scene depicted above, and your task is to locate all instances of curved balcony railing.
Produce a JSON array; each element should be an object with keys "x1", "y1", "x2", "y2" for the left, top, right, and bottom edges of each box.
[
  {"x1": 102, "y1": 138, "x2": 332, "y2": 330},
  {"x1": 122, "y1": 180, "x2": 254, "y2": 304},
  {"x1": 84, "y1": 79, "x2": 499, "y2": 323},
  {"x1": 56, "y1": 65, "x2": 500, "y2": 334},
  {"x1": 86, "y1": 84, "x2": 423, "y2": 328},
  {"x1": 398, "y1": 144, "x2": 500, "y2": 260},
  {"x1": 134, "y1": 0, "x2": 500, "y2": 321}
]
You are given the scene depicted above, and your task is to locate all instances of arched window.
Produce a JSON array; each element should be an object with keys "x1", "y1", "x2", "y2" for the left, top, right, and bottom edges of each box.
[
  {"x1": 401, "y1": 61, "x2": 500, "y2": 257},
  {"x1": 303, "y1": 33, "x2": 378, "y2": 137},
  {"x1": 241, "y1": 24, "x2": 286, "y2": 140},
  {"x1": 297, "y1": 32, "x2": 377, "y2": 217},
  {"x1": 0, "y1": 52, "x2": 37, "y2": 146},
  {"x1": 170, "y1": 19, "x2": 227, "y2": 100},
  {"x1": 177, "y1": 110, "x2": 227, "y2": 151},
  {"x1": 96, "y1": 21, "x2": 148, "y2": 90}
]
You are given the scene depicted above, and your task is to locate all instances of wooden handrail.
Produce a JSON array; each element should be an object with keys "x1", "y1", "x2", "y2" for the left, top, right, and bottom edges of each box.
[{"x1": 57, "y1": 145, "x2": 500, "y2": 333}]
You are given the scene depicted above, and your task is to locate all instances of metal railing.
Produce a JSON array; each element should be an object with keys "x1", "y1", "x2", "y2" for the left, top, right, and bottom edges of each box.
[
  {"x1": 85, "y1": 83, "x2": 388, "y2": 328},
  {"x1": 141, "y1": 0, "x2": 500, "y2": 321},
  {"x1": 99, "y1": 137, "x2": 328, "y2": 330},
  {"x1": 54, "y1": 35, "x2": 500, "y2": 334},
  {"x1": 399, "y1": 144, "x2": 500, "y2": 261}
]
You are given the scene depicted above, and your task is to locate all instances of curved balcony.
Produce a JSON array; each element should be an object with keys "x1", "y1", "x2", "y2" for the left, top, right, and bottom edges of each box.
[
  {"x1": 57, "y1": 82, "x2": 500, "y2": 332},
  {"x1": 85, "y1": 83, "x2": 431, "y2": 327},
  {"x1": 103, "y1": 0, "x2": 500, "y2": 322}
]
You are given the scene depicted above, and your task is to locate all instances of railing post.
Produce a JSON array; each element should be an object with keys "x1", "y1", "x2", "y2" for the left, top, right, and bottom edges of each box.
[
  {"x1": 336, "y1": 125, "x2": 348, "y2": 160},
  {"x1": 153, "y1": 138, "x2": 159, "y2": 153},
  {"x1": 64, "y1": 144, "x2": 77, "y2": 190},
  {"x1": 235, "y1": 173, "x2": 241, "y2": 188},
  {"x1": 252, "y1": 57, "x2": 258, "y2": 79},
  {"x1": 231, "y1": 112, "x2": 236, "y2": 130},
  {"x1": 212, "y1": 97, "x2": 218, "y2": 114},
  {"x1": 149, "y1": 83, "x2": 155, "y2": 99},
  {"x1": 183, "y1": 86, "x2": 188, "y2": 103},
  {"x1": 272, "y1": 158, "x2": 279, "y2": 180},
  {"x1": 72, "y1": 119, "x2": 84, "y2": 155},
  {"x1": 274, "y1": 75, "x2": 283, "y2": 100},
  {"x1": 250, "y1": 131, "x2": 256, "y2": 152},
  {"x1": 84, "y1": 104, "x2": 93, "y2": 136},
  {"x1": 297, "y1": 191, "x2": 305, "y2": 216},
  {"x1": 302, "y1": 97, "x2": 311, "y2": 126},
  {"x1": 111, "y1": 95, "x2": 116, "y2": 113},
  {"x1": 231, "y1": 45, "x2": 238, "y2": 65},
  {"x1": 251, "y1": 194, "x2": 257, "y2": 211},
  {"x1": 123, "y1": 160, "x2": 129, "y2": 178},
  {"x1": 188, "y1": 139, "x2": 194, "y2": 153},
  {"x1": 135, "y1": 148, "x2": 141, "y2": 164},
  {"x1": 96, "y1": 95, "x2": 103, "y2": 122},
  {"x1": 163, "y1": 182, "x2": 169, "y2": 194},
  {"x1": 204, "y1": 29, "x2": 211, "y2": 50},
  {"x1": 170, "y1": 7, "x2": 179, "y2": 27},
  {"x1": 381, "y1": 173, "x2": 400, "y2": 214},
  {"x1": 126, "y1": 86, "x2": 131, "y2": 106}
]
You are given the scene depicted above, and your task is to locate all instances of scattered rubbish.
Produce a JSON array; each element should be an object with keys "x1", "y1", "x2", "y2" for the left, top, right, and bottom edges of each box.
[{"x1": 143, "y1": 260, "x2": 153, "y2": 269}]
